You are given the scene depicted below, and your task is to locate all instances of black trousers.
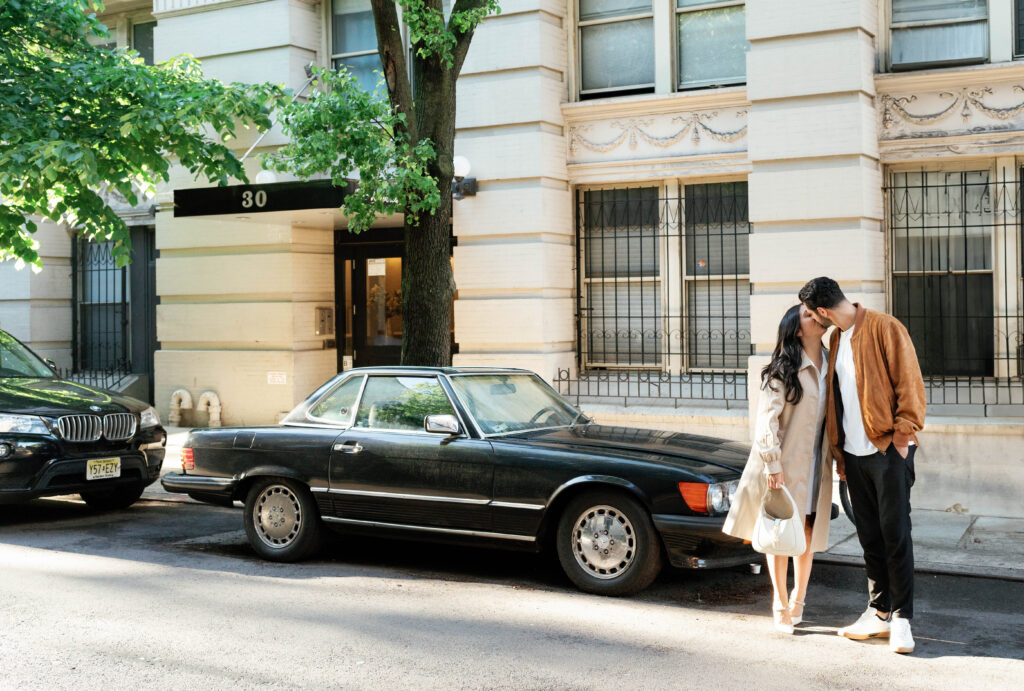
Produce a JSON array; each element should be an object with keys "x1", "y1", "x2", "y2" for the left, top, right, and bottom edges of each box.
[{"x1": 843, "y1": 444, "x2": 916, "y2": 619}]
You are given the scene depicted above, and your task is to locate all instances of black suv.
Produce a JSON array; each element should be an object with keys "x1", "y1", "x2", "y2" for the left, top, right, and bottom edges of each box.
[{"x1": 0, "y1": 329, "x2": 166, "y2": 509}]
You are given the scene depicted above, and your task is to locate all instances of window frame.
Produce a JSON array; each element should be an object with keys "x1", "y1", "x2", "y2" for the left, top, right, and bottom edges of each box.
[
  {"x1": 576, "y1": 0, "x2": 657, "y2": 98},
  {"x1": 575, "y1": 178, "x2": 750, "y2": 376},
  {"x1": 1016, "y1": 0, "x2": 1024, "y2": 58},
  {"x1": 882, "y1": 0, "x2": 991, "y2": 72},
  {"x1": 673, "y1": 0, "x2": 748, "y2": 91},
  {"x1": 883, "y1": 161, "x2": 1023, "y2": 384}
]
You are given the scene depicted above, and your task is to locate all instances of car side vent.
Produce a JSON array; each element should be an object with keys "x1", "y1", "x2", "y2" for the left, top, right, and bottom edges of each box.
[
  {"x1": 57, "y1": 415, "x2": 103, "y2": 443},
  {"x1": 103, "y1": 413, "x2": 137, "y2": 441}
]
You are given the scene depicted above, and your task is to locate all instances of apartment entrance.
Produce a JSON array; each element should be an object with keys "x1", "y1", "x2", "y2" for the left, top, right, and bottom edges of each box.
[{"x1": 334, "y1": 228, "x2": 456, "y2": 371}]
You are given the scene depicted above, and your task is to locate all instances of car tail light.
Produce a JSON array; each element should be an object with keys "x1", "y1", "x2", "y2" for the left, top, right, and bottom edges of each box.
[
  {"x1": 678, "y1": 482, "x2": 708, "y2": 514},
  {"x1": 181, "y1": 447, "x2": 194, "y2": 471}
]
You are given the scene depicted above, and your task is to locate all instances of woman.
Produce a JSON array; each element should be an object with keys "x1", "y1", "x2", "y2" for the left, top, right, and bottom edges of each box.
[{"x1": 722, "y1": 304, "x2": 833, "y2": 634}]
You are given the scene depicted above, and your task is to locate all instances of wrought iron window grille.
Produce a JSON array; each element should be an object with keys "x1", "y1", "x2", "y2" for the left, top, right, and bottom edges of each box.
[
  {"x1": 557, "y1": 183, "x2": 751, "y2": 408},
  {"x1": 886, "y1": 169, "x2": 1024, "y2": 413},
  {"x1": 68, "y1": 238, "x2": 132, "y2": 392}
]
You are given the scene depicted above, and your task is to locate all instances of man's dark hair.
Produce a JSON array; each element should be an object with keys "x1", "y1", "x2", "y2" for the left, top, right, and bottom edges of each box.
[{"x1": 798, "y1": 276, "x2": 846, "y2": 311}]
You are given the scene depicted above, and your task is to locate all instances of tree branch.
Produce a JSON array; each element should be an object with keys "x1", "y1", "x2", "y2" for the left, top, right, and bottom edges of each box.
[
  {"x1": 370, "y1": 0, "x2": 417, "y2": 142},
  {"x1": 449, "y1": 0, "x2": 492, "y2": 76}
]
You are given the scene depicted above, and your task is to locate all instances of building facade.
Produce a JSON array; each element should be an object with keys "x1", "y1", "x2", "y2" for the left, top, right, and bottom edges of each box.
[{"x1": 3, "y1": 0, "x2": 1023, "y2": 515}]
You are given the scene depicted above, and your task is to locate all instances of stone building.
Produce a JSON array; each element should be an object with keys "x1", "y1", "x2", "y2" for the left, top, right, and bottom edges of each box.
[{"x1": 2, "y1": 0, "x2": 1022, "y2": 515}]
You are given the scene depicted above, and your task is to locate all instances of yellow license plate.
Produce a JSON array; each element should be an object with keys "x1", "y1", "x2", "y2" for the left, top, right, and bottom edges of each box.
[{"x1": 86, "y1": 458, "x2": 121, "y2": 481}]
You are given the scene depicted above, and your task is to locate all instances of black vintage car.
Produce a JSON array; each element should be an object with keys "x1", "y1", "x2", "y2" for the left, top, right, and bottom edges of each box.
[
  {"x1": 0, "y1": 329, "x2": 166, "y2": 508},
  {"x1": 163, "y1": 367, "x2": 756, "y2": 595}
]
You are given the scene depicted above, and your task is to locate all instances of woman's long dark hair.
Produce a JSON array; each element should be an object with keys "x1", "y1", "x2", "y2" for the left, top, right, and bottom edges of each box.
[{"x1": 761, "y1": 304, "x2": 804, "y2": 404}]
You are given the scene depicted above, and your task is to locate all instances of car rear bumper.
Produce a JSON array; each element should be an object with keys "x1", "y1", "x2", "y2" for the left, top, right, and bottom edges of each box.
[
  {"x1": 161, "y1": 472, "x2": 237, "y2": 496},
  {"x1": 652, "y1": 513, "x2": 758, "y2": 570},
  {"x1": 0, "y1": 452, "x2": 159, "y2": 504}
]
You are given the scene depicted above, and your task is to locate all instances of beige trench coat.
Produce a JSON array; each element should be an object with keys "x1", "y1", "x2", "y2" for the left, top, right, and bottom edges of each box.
[{"x1": 722, "y1": 350, "x2": 833, "y2": 553}]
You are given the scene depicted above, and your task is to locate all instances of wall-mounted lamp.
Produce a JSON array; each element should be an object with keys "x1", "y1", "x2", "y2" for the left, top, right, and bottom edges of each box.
[{"x1": 451, "y1": 155, "x2": 477, "y2": 200}]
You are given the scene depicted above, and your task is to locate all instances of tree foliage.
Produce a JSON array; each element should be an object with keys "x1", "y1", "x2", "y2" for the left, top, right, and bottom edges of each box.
[
  {"x1": 267, "y1": 0, "x2": 500, "y2": 366},
  {"x1": 0, "y1": 0, "x2": 285, "y2": 268}
]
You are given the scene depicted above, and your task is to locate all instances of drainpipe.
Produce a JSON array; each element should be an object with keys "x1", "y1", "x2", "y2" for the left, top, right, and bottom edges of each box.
[
  {"x1": 169, "y1": 389, "x2": 193, "y2": 427},
  {"x1": 197, "y1": 391, "x2": 223, "y2": 428}
]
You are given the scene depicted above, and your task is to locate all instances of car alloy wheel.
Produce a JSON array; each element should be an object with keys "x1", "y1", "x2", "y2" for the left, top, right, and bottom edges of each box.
[
  {"x1": 243, "y1": 478, "x2": 322, "y2": 562},
  {"x1": 571, "y1": 504, "x2": 636, "y2": 579},
  {"x1": 555, "y1": 490, "x2": 662, "y2": 596},
  {"x1": 253, "y1": 484, "x2": 303, "y2": 548}
]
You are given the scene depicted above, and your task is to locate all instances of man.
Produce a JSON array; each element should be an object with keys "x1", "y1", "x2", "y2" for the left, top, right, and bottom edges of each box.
[{"x1": 798, "y1": 277, "x2": 926, "y2": 654}]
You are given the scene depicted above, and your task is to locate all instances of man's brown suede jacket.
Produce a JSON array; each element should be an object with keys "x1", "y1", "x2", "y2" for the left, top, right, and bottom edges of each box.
[{"x1": 825, "y1": 304, "x2": 927, "y2": 462}]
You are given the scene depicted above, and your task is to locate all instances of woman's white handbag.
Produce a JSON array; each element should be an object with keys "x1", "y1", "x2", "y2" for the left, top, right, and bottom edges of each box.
[{"x1": 752, "y1": 486, "x2": 807, "y2": 557}]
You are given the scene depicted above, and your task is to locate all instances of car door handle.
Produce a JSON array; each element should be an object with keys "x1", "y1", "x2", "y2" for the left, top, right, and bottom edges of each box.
[{"x1": 333, "y1": 442, "x2": 363, "y2": 454}]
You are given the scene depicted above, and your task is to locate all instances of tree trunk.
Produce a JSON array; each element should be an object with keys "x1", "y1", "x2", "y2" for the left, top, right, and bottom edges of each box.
[{"x1": 401, "y1": 199, "x2": 454, "y2": 366}]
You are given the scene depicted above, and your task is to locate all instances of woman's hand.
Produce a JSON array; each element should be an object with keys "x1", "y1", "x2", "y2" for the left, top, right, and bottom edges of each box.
[{"x1": 766, "y1": 471, "x2": 785, "y2": 490}]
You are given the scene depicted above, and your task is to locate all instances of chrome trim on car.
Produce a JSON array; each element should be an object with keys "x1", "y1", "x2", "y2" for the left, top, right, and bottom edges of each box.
[
  {"x1": 56, "y1": 415, "x2": 102, "y2": 442},
  {"x1": 103, "y1": 413, "x2": 137, "y2": 441},
  {"x1": 490, "y1": 501, "x2": 546, "y2": 511},
  {"x1": 321, "y1": 515, "x2": 535, "y2": 542},
  {"x1": 160, "y1": 474, "x2": 237, "y2": 491},
  {"x1": 310, "y1": 486, "x2": 490, "y2": 505},
  {"x1": 56, "y1": 413, "x2": 138, "y2": 442}
]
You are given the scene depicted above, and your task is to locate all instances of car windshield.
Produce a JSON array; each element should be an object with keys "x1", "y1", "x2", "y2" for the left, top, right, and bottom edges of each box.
[
  {"x1": 0, "y1": 331, "x2": 56, "y2": 378},
  {"x1": 448, "y1": 373, "x2": 581, "y2": 435}
]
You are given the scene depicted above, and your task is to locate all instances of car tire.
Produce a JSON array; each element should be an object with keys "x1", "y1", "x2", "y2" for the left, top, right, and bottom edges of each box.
[
  {"x1": 555, "y1": 490, "x2": 662, "y2": 596},
  {"x1": 243, "y1": 478, "x2": 322, "y2": 562},
  {"x1": 80, "y1": 482, "x2": 147, "y2": 510}
]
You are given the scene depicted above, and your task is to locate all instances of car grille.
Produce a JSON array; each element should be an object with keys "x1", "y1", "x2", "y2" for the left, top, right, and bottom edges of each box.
[
  {"x1": 56, "y1": 413, "x2": 137, "y2": 442},
  {"x1": 103, "y1": 413, "x2": 138, "y2": 441}
]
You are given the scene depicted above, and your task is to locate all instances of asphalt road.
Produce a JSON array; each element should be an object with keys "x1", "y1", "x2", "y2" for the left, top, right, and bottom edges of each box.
[{"x1": 1, "y1": 497, "x2": 1021, "y2": 690}]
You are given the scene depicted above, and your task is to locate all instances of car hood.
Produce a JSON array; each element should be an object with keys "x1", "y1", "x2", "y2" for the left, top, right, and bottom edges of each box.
[
  {"x1": 503, "y1": 424, "x2": 750, "y2": 476},
  {"x1": 0, "y1": 377, "x2": 148, "y2": 418}
]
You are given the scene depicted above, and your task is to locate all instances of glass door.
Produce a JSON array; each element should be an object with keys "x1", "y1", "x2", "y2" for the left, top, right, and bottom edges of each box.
[{"x1": 351, "y1": 249, "x2": 403, "y2": 367}]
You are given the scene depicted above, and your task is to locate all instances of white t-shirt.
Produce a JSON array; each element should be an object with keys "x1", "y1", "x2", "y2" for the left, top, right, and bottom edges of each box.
[{"x1": 835, "y1": 325, "x2": 881, "y2": 456}]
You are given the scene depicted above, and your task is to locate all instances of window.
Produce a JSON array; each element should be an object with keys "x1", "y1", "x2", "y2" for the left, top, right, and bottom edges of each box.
[
  {"x1": 683, "y1": 182, "x2": 750, "y2": 370},
  {"x1": 676, "y1": 1, "x2": 748, "y2": 89},
  {"x1": 308, "y1": 375, "x2": 365, "y2": 424},
  {"x1": 354, "y1": 376, "x2": 456, "y2": 431},
  {"x1": 132, "y1": 21, "x2": 156, "y2": 66},
  {"x1": 576, "y1": 1, "x2": 747, "y2": 98},
  {"x1": 890, "y1": 0, "x2": 988, "y2": 70},
  {"x1": 890, "y1": 170, "x2": 996, "y2": 377},
  {"x1": 577, "y1": 183, "x2": 751, "y2": 375},
  {"x1": 580, "y1": 187, "x2": 662, "y2": 366},
  {"x1": 578, "y1": 0, "x2": 655, "y2": 97},
  {"x1": 331, "y1": 0, "x2": 382, "y2": 92},
  {"x1": 74, "y1": 239, "x2": 129, "y2": 374},
  {"x1": 1018, "y1": 0, "x2": 1024, "y2": 57}
]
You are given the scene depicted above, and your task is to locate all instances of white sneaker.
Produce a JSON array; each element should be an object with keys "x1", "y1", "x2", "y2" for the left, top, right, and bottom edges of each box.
[
  {"x1": 838, "y1": 608, "x2": 891, "y2": 640},
  {"x1": 890, "y1": 617, "x2": 915, "y2": 654}
]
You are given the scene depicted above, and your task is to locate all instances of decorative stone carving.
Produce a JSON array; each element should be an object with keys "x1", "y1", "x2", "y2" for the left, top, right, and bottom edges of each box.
[
  {"x1": 566, "y1": 108, "x2": 748, "y2": 164},
  {"x1": 879, "y1": 83, "x2": 1024, "y2": 139}
]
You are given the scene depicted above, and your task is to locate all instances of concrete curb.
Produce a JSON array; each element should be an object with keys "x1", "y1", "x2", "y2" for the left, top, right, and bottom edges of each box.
[{"x1": 815, "y1": 553, "x2": 1024, "y2": 583}]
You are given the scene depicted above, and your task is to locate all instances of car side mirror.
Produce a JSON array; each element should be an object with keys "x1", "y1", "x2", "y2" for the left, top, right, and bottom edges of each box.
[
  {"x1": 424, "y1": 414, "x2": 460, "y2": 436},
  {"x1": 44, "y1": 358, "x2": 59, "y2": 374}
]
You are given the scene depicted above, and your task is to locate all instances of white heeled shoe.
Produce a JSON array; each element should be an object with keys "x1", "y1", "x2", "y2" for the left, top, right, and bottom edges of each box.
[
  {"x1": 773, "y1": 602, "x2": 794, "y2": 635},
  {"x1": 789, "y1": 589, "x2": 805, "y2": 625}
]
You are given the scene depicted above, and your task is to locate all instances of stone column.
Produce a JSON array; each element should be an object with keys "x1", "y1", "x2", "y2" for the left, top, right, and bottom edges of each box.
[
  {"x1": 745, "y1": 0, "x2": 883, "y2": 416},
  {"x1": 450, "y1": 0, "x2": 575, "y2": 381},
  {"x1": 151, "y1": 0, "x2": 332, "y2": 426}
]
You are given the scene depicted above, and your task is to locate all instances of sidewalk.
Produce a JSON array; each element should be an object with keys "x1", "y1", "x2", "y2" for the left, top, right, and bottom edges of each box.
[{"x1": 146, "y1": 427, "x2": 1024, "y2": 582}]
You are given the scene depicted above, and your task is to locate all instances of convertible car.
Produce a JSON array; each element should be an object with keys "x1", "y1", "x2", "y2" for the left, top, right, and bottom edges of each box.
[
  {"x1": 162, "y1": 367, "x2": 757, "y2": 595},
  {"x1": 0, "y1": 329, "x2": 166, "y2": 508}
]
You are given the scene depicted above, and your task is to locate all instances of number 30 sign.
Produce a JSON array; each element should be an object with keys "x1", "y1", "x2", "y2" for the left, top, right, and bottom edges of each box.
[{"x1": 241, "y1": 189, "x2": 267, "y2": 209}]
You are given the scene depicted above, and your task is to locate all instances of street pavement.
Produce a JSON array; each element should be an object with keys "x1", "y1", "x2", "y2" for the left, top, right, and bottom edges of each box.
[{"x1": 0, "y1": 497, "x2": 1021, "y2": 690}]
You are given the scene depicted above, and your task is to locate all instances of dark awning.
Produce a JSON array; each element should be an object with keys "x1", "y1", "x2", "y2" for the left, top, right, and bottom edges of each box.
[{"x1": 173, "y1": 180, "x2": 351, "y2": 218}]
